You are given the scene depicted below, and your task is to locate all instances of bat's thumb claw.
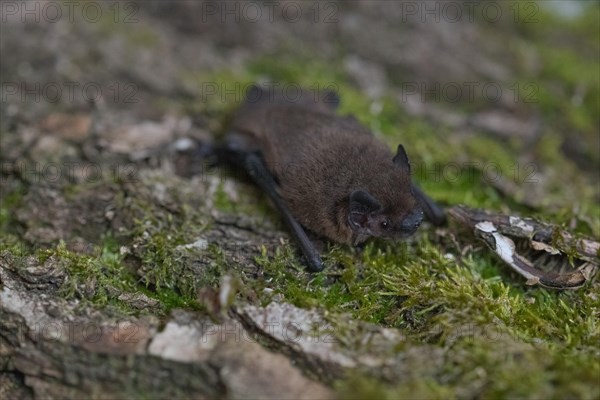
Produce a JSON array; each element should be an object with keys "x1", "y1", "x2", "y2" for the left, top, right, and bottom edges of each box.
[{"x1": 306, "y1": 255, "x2": 324, "y2": 272}]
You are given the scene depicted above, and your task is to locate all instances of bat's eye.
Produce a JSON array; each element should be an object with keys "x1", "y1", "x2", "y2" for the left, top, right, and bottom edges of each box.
[{"x1": 381, "y1": 219, "x2": 390, "y2": 230}]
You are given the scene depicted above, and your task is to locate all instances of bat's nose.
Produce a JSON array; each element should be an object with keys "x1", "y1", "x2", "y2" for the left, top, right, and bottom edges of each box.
[{"x1": 400, "y1": 208, "x2": 424, "y2": 234}]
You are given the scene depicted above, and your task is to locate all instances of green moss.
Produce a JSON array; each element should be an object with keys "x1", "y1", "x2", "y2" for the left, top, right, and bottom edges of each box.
[
  {"x1": 248, "y1": 55, "x2": 347, "y2": 87},
  {"x1": 33, "y1": 236, "x2": 202, "y2": 316},
  {"x1": 258, "y1": 232, "x2": 599, "y2": 344},
  {"x1": 213, "y1": 180, "x2": 237, "y2": 212},
  {"x1": 127, "y1": 203, "x2": 213, "y2": 298},
  {"x1": 335, "y1": 371, "x2": 453, "y2": 400},
  {"x1": 336, "y1": 330, "x2": 598, "y2": 399},
  {"x1": 142, "y1": 286, "x2": 200, "y2": 312},
  {"x1": 253, "y1": 230, "x2": 599, "y2": 395},
  {"x1": 0, "y1": 180, "x2": 28, "y2": 256},
  {"x1": 439, "y1": 335, "x2": 598, "y2": 398},
  {"x1": 535, "y1": 46, "x2": 599, "y2": 136},
  {"x1": 5, "y1": 7, "x2": 598, "y2": 395},
  {"x1": 0, "y1": 181, "x2": 25, "y2": 234},
  {"x1": 37, "y1": 239, "x2": 137, "y2": 309}
]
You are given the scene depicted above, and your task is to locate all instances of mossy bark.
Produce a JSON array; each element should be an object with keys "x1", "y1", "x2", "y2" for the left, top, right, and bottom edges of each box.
[{"x1": 1, "y1": 2, "x2": 598, "y2": 399}]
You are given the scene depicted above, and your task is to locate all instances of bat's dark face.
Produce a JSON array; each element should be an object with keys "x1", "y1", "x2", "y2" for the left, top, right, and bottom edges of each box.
[
  {"x1": 368, "y1": 207, "x2": 423, "y2": 238},
  {"x1": 348, "y1": 189, "x2": 423, "y2": 240},
  {"x1": 347, "y1": 144, "x2": 423, "y2": 242}
]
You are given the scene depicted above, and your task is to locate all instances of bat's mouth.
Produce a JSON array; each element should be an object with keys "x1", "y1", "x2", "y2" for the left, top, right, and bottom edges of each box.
[{"x1": 396, "y1": 225, "x2": 420, "y2": 238}]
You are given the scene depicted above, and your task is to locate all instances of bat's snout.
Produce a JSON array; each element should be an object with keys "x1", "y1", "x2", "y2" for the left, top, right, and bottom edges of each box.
[{"x1": 400, "y1": 208, "x2": 424, "y2": 235}]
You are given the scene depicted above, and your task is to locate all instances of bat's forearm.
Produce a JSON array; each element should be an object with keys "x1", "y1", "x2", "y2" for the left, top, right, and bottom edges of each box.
[{"x1": 243, "y1": 152, "x2": 324, "y2": 272}]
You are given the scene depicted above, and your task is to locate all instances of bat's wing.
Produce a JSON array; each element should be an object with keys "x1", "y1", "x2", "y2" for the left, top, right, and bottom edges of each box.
[
  {"x1": 412, "y1": 184, "x2": 446, "y2": 226},
  {"x1": 217, "y1": 141, "x2": 324, "y2": 272}
]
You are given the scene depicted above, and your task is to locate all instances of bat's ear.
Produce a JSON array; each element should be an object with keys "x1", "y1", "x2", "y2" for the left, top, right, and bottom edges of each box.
[
  {"x1": 393, "y1": 144, "x2": 410, "y2": 174},
  {"x1": 348, "y1": 190, "x2": 381, "y2": 229}
]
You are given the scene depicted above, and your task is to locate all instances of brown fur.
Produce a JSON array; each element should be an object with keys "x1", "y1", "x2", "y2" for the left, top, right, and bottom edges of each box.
[{"x1": 228, "y1": 86, "x2": 421, "y2": 245}]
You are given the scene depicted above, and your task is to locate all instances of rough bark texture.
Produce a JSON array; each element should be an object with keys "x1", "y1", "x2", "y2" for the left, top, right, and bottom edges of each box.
[
  {"x1": 1, "y1": 255, "x2": 334, "y2": 399},
  {"x1": 1, "y1": 1, "x2": 598, "y2": 399}
]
